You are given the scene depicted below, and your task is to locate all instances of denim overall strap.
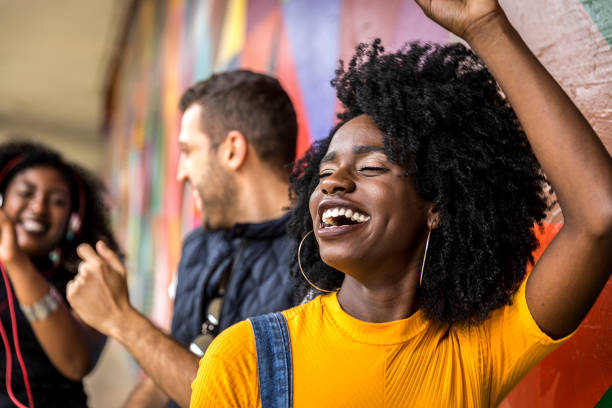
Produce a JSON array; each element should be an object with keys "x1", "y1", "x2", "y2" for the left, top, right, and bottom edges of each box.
[{"x1": 250, "y1": 312, "x2": 293, "y2": 408}]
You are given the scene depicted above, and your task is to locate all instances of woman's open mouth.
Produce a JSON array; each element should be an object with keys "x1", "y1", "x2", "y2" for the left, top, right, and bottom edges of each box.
[
  {"x1": 318, "y1": 206, "x2": 370, "y2": 237},
  {"x1": 18, "y1": 218, "x2": 49, "y2": 236}
]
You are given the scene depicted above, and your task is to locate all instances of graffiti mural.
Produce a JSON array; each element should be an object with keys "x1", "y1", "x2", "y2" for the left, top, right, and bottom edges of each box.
[{"x1": 105, "y1": 0, "x2": 611, "y2": 405}]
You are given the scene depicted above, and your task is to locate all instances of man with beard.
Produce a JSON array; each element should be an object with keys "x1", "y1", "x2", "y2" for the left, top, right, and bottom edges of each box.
[{"x1": 66, "y1": 70, "x2": 300, "y2": 407}]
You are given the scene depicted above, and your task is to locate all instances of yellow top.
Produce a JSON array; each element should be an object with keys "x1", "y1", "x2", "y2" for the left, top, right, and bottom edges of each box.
[{"x1": 190, "y1": 278, "x2": 571, "y2": 407}]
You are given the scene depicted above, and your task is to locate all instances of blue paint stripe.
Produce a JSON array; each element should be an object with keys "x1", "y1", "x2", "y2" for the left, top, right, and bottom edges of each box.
[
  {"x1": 191, "y1": 0, "x2": 214, "y2": 81},
  {"x1": 282, "y1": 0, "x2": 341, "y2": 141}
]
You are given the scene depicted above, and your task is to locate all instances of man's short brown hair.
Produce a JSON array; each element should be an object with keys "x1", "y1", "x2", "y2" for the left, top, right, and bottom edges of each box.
[{"x1": 179, "y1": 70, "x2": 298, "y2": 175}]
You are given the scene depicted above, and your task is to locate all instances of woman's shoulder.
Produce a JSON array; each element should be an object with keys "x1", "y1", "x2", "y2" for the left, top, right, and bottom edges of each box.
[
  {"x1": 210, "y1": 295, "x2": 329, "y2": 355},
  {"x1": 205, "y1": 295, "x2": 331, "y2": 366},
  {"x1": 192, "y1": 321, "x2": 259, "y2": 407},
  {"x1": 282, "y1": 292, "x2": 329, "y2": 322},
  {"x1": 207, "y1": 319, "x2": 256, "y2": 360}
]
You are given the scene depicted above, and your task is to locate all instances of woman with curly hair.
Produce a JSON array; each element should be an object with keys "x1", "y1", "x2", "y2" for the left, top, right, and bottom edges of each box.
[
  {"x1": 190, "y1": 0, "x2": 612, "y2": 406},
  {"x1": 0, "y1": 140, "x2": 120, "y2": 407}
]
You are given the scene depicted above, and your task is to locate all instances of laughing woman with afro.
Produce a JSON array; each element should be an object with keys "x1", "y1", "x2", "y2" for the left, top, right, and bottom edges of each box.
[
  {"x1": 190, "y1": 1, "x2": 612, "y2": 407},
  {"x1": 0, "y1": 141, "x2": 120, "y2": 407}
]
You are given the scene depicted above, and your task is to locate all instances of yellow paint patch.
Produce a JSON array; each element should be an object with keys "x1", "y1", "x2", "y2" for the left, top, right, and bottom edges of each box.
[{"x1": 216, "y1": 0, "x2": 246, "y2": 68}]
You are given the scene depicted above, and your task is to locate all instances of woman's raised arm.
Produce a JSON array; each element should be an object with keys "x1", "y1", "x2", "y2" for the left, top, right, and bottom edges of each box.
[{"x1": 415, "y1": 0, "x2": 612, "y2": 338}]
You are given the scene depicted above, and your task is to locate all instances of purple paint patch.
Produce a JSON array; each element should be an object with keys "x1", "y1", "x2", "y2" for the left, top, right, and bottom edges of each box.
[{"x1": 282, "y1": 0, "x2": 341, "y2": 141}]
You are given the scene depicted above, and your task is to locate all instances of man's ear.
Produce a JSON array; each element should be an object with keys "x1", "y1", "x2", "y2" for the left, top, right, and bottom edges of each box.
[
  {"x1": 221, "y1": 130, "x2": 248, "y2": 170},
  {"x1": 427, "y1": 205, "x2": 440, "y2": 230}
]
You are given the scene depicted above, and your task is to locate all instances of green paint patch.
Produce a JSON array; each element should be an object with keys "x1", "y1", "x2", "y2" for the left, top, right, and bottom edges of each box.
[{"x1": 580, "y1": 0, "x2": 612, "y2": 48}]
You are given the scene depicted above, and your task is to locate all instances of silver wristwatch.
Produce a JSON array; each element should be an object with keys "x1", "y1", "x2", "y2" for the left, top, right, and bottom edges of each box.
[{"x1": 20, "y1": 286, "x2": 63, "y2": 323}]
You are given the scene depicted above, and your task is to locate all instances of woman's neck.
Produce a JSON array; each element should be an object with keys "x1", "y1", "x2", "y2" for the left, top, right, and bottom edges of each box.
[{"x1": 336, "y1": 272, "x2": 421, "y2": 323}]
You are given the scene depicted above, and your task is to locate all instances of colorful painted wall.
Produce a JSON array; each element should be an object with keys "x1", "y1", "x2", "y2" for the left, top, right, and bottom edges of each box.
[{"x1": 105, "y1": 0, "x2": 611, "y2": 405}]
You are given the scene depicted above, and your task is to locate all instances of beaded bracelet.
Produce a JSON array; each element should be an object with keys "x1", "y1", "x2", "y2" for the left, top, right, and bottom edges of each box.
[{"x1": 20, "y1": 286, "x2": 63, "y2": 323}]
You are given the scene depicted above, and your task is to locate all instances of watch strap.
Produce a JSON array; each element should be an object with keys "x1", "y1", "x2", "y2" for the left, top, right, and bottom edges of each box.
[{"x1": 20, "y1": 286, "x2": 63, "y2": 323}]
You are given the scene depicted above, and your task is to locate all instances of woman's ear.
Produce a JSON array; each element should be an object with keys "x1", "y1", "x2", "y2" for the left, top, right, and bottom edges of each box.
[
  {"x1": 427, "y1": 205, "x2": 439, "y2": 230},
  {"x1": 221, "y1": 130, "x2": 248, "y2": 170}
]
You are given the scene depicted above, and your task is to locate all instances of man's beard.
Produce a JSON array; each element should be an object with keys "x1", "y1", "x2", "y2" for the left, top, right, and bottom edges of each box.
[{"x1": 197, "y1": 168, "x2": 238, "y2": 230}]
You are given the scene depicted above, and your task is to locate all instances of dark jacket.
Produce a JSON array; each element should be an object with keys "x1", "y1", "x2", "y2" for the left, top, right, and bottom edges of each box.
[{"x1": 170, "y1": 213, "x2": 299, "y2": 402}]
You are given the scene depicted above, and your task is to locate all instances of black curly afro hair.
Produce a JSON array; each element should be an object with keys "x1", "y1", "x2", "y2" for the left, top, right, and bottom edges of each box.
[
  {"x1": 288, "y1": 39, "x2": 551, "y2": 325},
  {"x1": 0, "y1": 139, "x2": 121, "y2": 274}
]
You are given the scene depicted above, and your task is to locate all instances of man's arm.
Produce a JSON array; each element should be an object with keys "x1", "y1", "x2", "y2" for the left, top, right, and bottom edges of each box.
[
  {"x1": 124, "y1": 377, "x2": 170, "y2": 408},
  {"x1": 66, "y1": 241, "x2": 198, "y2": 408},
  {"x1": 112, "y1": 307, "x2": 199, "y2": 407}
]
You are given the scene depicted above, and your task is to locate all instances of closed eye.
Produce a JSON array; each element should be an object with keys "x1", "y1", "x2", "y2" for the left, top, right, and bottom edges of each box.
[
  {"x1": 16, "y1": 189, "x2": 34, "y2": 199},
  {"x1": 50, "y1": 196, "x2": 69, "y2": 207},
  {"x1": 359, "y1": 167, "x2": 388, "y2": 176}
]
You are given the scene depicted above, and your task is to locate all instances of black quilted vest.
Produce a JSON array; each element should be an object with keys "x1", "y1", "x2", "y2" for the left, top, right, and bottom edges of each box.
[{"x1": 168, "y1": 213, "x2": 298, "y2": 407}]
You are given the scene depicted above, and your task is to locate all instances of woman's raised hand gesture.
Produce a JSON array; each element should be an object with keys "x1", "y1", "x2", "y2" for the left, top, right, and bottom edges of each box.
[
  {"x1": 0, "y1": 209, "x2": 25, "y2": 268},
  {"x1": 418, "y1": 0, "x2": 612, "y2": 339},
  {"x1": 414, "y1": 0, "x2": 504, "y2": 41}
]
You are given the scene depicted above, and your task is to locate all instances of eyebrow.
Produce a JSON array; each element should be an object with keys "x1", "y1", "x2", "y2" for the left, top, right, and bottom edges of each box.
[
  {"x1": 352, "y1": 145, "x2": 385, "y2": 155},
  {"x1": 16, "y1": 180, "x2": 70, "y2": 196},
  {"x1": 320, "y1": 151, "x2": 336, "y2": 164},
  {"x1": 320, "y1": 145, "x2": 385, "y2": 164}
]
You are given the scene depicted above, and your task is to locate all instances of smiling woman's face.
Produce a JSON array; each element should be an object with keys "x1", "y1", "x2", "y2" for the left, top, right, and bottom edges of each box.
[
  {"x1": 2, "y1": 166, "x2": 72, "y2": 257},
  {"x1": 309, "y1": 115, "x2": 431, "y2": 282}
]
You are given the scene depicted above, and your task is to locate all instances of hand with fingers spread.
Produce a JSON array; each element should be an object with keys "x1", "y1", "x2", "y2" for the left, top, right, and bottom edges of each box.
[
  {"x1": 414, "y1": 0, "x2": 504, "y2": 40},
  {"x1": 67, "y1": 240, "x2": 132, "y2": 337}
]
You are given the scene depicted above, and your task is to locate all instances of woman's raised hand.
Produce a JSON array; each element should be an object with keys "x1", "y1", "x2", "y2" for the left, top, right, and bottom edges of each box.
[
  {"x1": 0, "y1": 209, "x2": 24, "y2": 267},
  {"x1": 414, "y1": 0, "x2": 504, "y2": 41}
]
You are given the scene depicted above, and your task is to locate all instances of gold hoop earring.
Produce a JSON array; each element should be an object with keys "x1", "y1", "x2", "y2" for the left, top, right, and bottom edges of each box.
[
  {"x1": 420, "y1": 228, "x2": 431, "y2": 287},
  {"x1": 298, "y1": 230, "x2": 334, "y2": 293}
]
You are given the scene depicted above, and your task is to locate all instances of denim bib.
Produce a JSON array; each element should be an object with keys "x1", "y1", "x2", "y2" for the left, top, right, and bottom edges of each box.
[{"x1": 250, "y1": 313, "x2": 293, "y2": 408}]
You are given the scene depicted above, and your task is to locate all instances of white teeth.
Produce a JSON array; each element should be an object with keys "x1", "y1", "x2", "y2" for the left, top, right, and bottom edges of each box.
[
  {"x1": 22, "y1": 220, "x2": 46, "y2": 233},
  {"x1": 321, "y1": 207, "x2": 370, "y2": 227}
]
